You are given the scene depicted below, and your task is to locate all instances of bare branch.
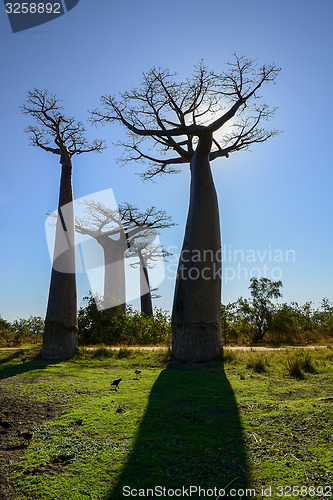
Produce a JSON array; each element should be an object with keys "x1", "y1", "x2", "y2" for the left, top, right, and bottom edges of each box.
[
  {"x1": 75, "y1": 201, "x2": 175, "y2": 253},
  {"x1": 22, "y1": 89, "x2": 106, "y2": 159},
  {"x1": 91, "y1": 55, "x2": 280, "y2": 177}
]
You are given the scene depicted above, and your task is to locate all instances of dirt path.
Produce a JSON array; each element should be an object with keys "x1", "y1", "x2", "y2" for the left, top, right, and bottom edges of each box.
[
  {"x1": 224, "y1": 345, "x2": 328, "y2": 351},
  {"x1": 0, "y1": 345, "x2": 328, "y2": 352}
]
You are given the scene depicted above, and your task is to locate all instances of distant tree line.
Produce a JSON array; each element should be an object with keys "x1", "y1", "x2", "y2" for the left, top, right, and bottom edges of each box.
[
  {"x1": 221, "y1": 278, "x2": 333, "y2": 345},
  {"x1": 2, "y1": 279, "x2": 332, "y2": 348},
  {"x1": 0, "y1": 315, "x2": 44, "y2": 347},
  {"x1": 77, "y1": 293, "x2": 171, "y2": 346}
]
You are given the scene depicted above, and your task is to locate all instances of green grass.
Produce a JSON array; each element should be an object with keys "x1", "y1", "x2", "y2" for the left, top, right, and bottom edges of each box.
[
  {"x1": 286, "y1": 351, "x2": 318, "y2": 378},
  {"x1": 246, "y1": 353, "x2": 269, "y2": 373},
  {"x1": 0, "y1": 347, "x2": 332, "y2": 499}
]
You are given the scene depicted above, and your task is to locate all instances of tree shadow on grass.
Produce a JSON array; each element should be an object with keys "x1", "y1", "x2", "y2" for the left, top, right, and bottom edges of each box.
[
  {"x1": 105, "y1": 360, "x2": 249, "y2": 499},
  {"x1": 0, "y1": 350, "x2": 61, "y2": 381}
]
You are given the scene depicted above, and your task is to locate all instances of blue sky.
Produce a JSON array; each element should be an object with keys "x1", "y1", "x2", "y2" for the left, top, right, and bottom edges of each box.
[{"x1": 1, "y1": 0, "x2": 333, "y2": 321}]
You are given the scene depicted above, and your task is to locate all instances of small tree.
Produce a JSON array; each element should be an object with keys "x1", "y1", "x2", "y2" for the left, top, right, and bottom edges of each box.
[
  {"x1": 22, "y1": 89, "x2": 105, "y2": 360},
  {"x1": 317, "y1": 298, "x2": 333, "y2": 333},
  {"x1": 0, "y1": 315, "x2": 14, "y2": 341},
  {"x1": 248, "y1": 277, "x2": 283, "y2": 342},
  {"x1": 0, "y1": 315, "x2": 12, "y2": 332},
  {"x1": 92, "y1": 55, "x2": 280, "y2": 361}
]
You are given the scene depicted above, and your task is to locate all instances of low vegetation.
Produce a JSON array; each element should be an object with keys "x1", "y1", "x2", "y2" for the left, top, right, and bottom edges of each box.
[
  {"x1": 0, "y1": 347, "x2": 332, "y2": 499},
  {"x1": 286, "y1": 351, "x2": 318, "y2": 379},
  {"x1": 221, "y1": 280, "x2": 333, "y2": 346},
  {"x1": 246, "y1": 353, "x2": 269, "y2": 373},
  {"x1": 78, "y1": 295, "x2": 171, "y2": 346},
  {"x1": 2, "y1": 280, "x2": 332, "y2": 349},
  {"x1": 0, "y1": 315, "x2": 44, "y2": 347}
]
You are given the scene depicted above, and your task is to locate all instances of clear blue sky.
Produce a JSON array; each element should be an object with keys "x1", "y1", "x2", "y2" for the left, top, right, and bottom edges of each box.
[{"x1": 1, "y1": 0, "x2": 333, "y2": 321}]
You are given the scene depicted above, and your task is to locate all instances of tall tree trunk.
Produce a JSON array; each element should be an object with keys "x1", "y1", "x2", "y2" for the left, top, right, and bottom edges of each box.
[
  {"x1": 171, "y1": 134, "x2": 223, "y2": 362},
  {"x1": 138, "y1": 250, "x2": 153, "y2": 316},
  {"x1": 98, "y1": 234, "x2": 127, "y2": 314},
  {"x1": 42, "y1": 154, "x2": 78, "y2": 360}
]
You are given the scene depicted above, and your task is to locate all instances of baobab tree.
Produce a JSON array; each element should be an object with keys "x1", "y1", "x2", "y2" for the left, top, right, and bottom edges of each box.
[
  {"x1": 91, "y1": 55, "x2": 280, "y2": 362},
  {"x1": 22, "y1": 89, "x2": 105, "y2": 360},
  {"x1": 127, "y1": 239, "x2": 171, "y2": 316},
  {"x1": 75, "y1": 201, "x2": 174, "y2": 314},
  {"x1": 76, "y1": 201, "x2": 128, "y2": 315}
]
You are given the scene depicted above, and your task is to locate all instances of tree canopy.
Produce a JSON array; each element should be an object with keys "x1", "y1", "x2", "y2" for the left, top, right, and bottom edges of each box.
[
  {"x1": 92, "y1": 55, "x2": 280, "y2": 179},
  {"x1": 22, "y1": 88, "x2": 105, "y2": 159}
]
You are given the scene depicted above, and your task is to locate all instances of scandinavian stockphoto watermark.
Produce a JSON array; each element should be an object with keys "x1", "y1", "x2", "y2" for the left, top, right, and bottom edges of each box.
[
  {"x1": 45, "y1": 188, "x2": 166, "y2": 311},
  {"x1": 122, "y1": 484, "x2": 332, "y2": 498},
  {"x1": 165, "y1": 244, "x2": 296, "y2": 284},
  {"x1": 3, "y1": 0, "x2": 80, "y2": 33},
  {"x1": 122, "y1": 485, "x2": 257, "y2": 498},
  {"x1": 45, "y1": 187, "x2": 296, "y2": 310}
]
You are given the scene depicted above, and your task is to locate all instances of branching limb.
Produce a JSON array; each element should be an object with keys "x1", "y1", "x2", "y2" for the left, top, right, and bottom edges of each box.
[
  {"x1": 91, "y1": 55, "x2": 280, "y2": 177},
  {"x1": 22, "y1": 89, "x2": 105, "y2": 159}
]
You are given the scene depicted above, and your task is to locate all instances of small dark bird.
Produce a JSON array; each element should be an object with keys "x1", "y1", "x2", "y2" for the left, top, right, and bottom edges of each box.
[
  {"x1": 17, "y1": 430, "x2": 34, "y2": 443},
  {"x1": 21, "y1": 357, "x2": 28, "y2": 363},
  {"x1": 135, "y1": 370, "x2": 141, "y2": 378},
  {"x1": 0, "y1": 418, "x2": 12, "y2": 429},
  {"x1": 111, "y1": 378, "x2": 122, "y2": 390}
]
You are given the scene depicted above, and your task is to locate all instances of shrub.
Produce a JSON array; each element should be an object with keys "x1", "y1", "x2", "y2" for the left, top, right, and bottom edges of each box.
[
  {"x1": 246, "y1": 354, "x2": 268, "y2": 373},
  {"x1": 78, "y1": 294, "x2": 171, "y2": 346},
  {"x1": 91, "y1": 345, "x2": 114, "y2": 358},
  {"x1": 116, "y1": 348, "x2": 132, "y2": 359},
  {"x1": 0, "y1": 315, "x2": 43, "y2": 347},
  {"x1": 286, "y1": 351, "x2": 316, "y2": 378},
  {"x1": 222, "y1": 350, "x2": 238, "y2": 364},
  {"x1": 286, "y1": 355, "x2": 304, "y2": 379},
  {"x1": 324, "y1": 346, "x2": 333, "y2": 362},
  {"x1": 300, "y1": 352, "x2": 317, "y2": 373}
]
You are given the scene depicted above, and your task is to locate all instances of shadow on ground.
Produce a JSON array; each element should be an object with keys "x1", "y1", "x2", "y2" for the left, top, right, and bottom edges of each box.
[
  {"x1": 0, "y1": 350, "x2": 63, "y2": 500},
  {"x1": 0, "y1": 349, "x2": 61, "y2": 381},
  {"x1": 105, "y1": 360, "x2": 249, "y2": 499}
]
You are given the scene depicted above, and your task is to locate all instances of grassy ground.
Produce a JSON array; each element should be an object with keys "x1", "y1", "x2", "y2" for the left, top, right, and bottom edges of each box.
[{"x1": 0, "y1": 347, "x2": 332, "y2": 499}]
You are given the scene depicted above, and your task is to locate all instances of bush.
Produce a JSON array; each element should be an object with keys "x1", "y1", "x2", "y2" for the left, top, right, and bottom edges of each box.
[
  {"x1": 222, "y1": 350, "x2": 238, "y2": 364},
  {"x1": 91, "y1": 345, "x2": 114, "y2": 358},
  {"x1": 286, "y1": 351, "x2": 317, "y2": 378},
  {"x1": 221, "y1": 292, "x2": 333, "y2": 347},
  {"x1": 116, "y1": 348, "x2": 132, "y2": 359},
  {"x1": 286, "y1": 355, "x2": 304, "y2": 379},
  {"x1": 0, "y1": 315, "x2": 43, "y2": 347},
  {"x1": 78, "y1": 294, "x2": 171, "y2": 346},
  {"x1": 300, "y1": 352, "x2": 317, "y2": 373},
  {"x1": 246, "y1": 354, "x2": 268, "y2": 373}
]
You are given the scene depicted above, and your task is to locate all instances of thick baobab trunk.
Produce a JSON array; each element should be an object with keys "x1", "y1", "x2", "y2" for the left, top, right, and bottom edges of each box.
[
  {"x1": 98, "y1": 234, "x2": 127, "y2": 314},
  {"x1": 172, "y1": 134, "x2": 223, "y2": 362},
  {"x1": 138, "y1": 250, "x2": 153, "y2": 316},
  {"x1": 42, "y1": 154, "x2": 78, "y2": 360}
]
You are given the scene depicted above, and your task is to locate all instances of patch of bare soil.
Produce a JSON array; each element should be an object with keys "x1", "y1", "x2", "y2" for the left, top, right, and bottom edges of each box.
[{"x1": 0, "y1": 392, "x2": 61, "y2": 500}]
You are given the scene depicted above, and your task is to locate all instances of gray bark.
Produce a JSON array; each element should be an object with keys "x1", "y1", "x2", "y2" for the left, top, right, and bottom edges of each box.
[
  {"x1": 41, "y1": 153, "x2": 78, "y2": 360},
  {"x1": 98, "y1": 233, "x2": 127, "y2": 314},
  {"x1": 171, "y1": 135, "x2": 223, "y2": 362}
]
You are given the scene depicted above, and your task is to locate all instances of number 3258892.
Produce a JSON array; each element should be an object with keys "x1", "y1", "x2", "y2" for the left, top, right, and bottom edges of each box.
[{"x1": 5, "y1": 3, "x2": 61, "y2": 14}]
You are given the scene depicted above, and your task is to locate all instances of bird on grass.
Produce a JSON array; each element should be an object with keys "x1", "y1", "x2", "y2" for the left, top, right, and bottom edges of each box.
[
  {"x1": 21, "y1": 357, "x2": 28, "y2": 363},
  {"x1": 134, "y1": 370, "x2": 141, "y2": 378},
  {"x1": 17, "y1": 430, "x2": 34, "y2": 444},
  {"x1": 111, "y1": 378, "x2": 122, "y2": 390}
]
